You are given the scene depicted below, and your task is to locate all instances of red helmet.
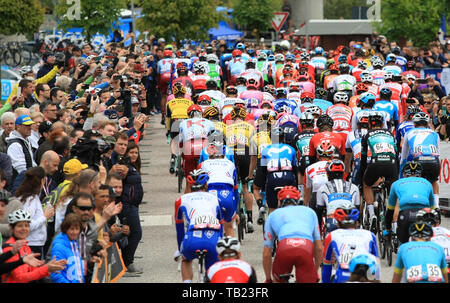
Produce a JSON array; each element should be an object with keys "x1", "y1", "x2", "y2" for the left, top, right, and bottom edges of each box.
[
  {"x1": 232, "y1": 49, "x2": 242, "y2": 57},
  {"x1": 355, "y1": 83, "x2": 368, "y2": 93},
  {"x1": 298, "y1": 62, "x2": 309, "y2": 69},
  {"x1": 329, "y1": 64, "x2": 339, "y2": 71},
  {"x1": 277, "y1": 186, "x2": 301, "y2": 206},
  {"x1": 301, "y1": 91, "x2": 314, "y2": 100},
  {"x1": 163, "y1": 50, "x2": 173, "y2": 57},
  {"x1": 197, "y1": 95, "x2": 212, "y2": 105},
  {"x1": 316, "y1": 141, "x2": 336, "y2": 157},
  {"x1": 187, "y1": 104, "x2": 203, "y2": 117}
]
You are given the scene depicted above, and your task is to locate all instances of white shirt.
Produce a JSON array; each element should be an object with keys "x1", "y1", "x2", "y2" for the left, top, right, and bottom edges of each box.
[{"x1": 22, "y1": 195, "x2": 47, "y2": 246}]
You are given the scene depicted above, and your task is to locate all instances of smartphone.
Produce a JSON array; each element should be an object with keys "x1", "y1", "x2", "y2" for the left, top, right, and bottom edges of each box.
[
  {"x1": 16, "y1": 86, "x2": 21, "y2": 98},
  {"x1": 442, "y1": 106, "x2": 447, "y2": 116},
  {"x1": 417, "y1": 79, "x2": 428, "y2": 84},
  {"x1": 120, "y1": 56, "x2": 127, "y2": 62},
  {"x1": 405, "y1": 98, "x2": 415, "y2": 104}
]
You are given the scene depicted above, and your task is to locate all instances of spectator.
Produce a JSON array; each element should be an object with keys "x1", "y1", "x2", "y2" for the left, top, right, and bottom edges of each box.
[
  {"x1": 56, "y1": 108, "x2": 72, "y2": 125},
  {"x1": 40, "y1": 101, "x2": 58, "y2": 123},
  {"x1": 35, "y1": 83, "x2": 51, "y2": 104},
  {"x1": 436, "y1": 96, "x2": 450, "y2": 141},
  {"x1": 39, "y1": 150, "x2": 61, "y2": 198},
  {"x1": 105, "y1": 174, "x2": 129, "y2": 248},
  {"x1": 18, "y1": 79, "x2": 37, "y2": 109},
  {"x1": 98, "y1": 121, "x2": 118, "y2": 137},
  {"x1": 37, "y1": 53, "x2": 57, "y2": 88},
  {"x1": 50, "y1": 213, "x2": 85, "y2": 283},
  {"x1": 29, "y1": 112, "x2": 44, "y2": 152},
  {"x1": 14, "y1": 166, "x2": 53, "y2": 258},
  {"x1": 0, "y1": 171, "x2": 22, "y2": 242},
  {"x1": 0, "y1": 112, "x2": 16, "y2": 153}
]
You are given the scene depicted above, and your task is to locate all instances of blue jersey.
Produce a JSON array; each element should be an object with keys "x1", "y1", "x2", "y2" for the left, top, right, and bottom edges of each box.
[
  {"x1": 387, "y1": 177, "x2": 434, "y2": 211},
  {"x1": 396, "y1": 120, "x2": 414, "y2": 145},
  {"x1": 199, "y1": 145, "x2": 235, "y2": 163},
  {"x1": 400, "y1": 127, "x2": 440, "y2": 165},
  {"x1": 373, "y1": 100, "x2": 399, "y2": 124},
  {"x1": 313, "y1": 98, "x2": 333, "y2": 113},
  {"x1": 263, "y1": 205, "x2": 321, "y2": 248},
  {"x1": 395, "y1": 241, "x2": 447, "y2": 283},
  {"x1": 261, "y1": 143, "x2": 297, "y2": 172},
  {"x1": 274, "y1": 98, "x2": 298, "y2": 115},
  {"x1": 227, "y1": 57, "x2": 248, "y2": 77}
]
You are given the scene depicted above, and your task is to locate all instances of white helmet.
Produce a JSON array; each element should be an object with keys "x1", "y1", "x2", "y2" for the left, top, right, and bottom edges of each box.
[
  {"x1": 333, "y1": 91, "x2": 349, "y2": 104},
  {"x1": 19, "y1": 66, "x2": 33, "y2": 77},
  {"x1": 216, "y1": 236, "x2": 240, "y2": 257},
  {"x1": 361, "y1": 72, "x2": 373, "y2": 83},
  {"x1": 305, "y1": 105, "x2": 322, "y2": 116},
  {"x1": 280, "y1": 40, "x2": 290, "y2": 50},
  {"x1": 384, "y1": 71, "x2": 394, "y2": 81},
  {"x1": 412, "y1": 112, "x2": 430, "y2": 124},
  {"x1": 8, "y1": 209, "x2": 31, "y2": 224},
  {"x1": 258, "y1": 51, "x2": 267, "y2": 60},
  {"x1": 206, "y1": 54, "x2": 218, "y2": 64},
  {"x1": 274, "y1": 54, "x2": 285, "y2": 62}
]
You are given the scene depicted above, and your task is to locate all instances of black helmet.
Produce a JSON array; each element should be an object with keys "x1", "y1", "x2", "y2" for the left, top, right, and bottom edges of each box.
[
  {"x1": 368, "y1": 111, "x2": 384, "y2": 127},
  {"x1": 402, "y1": 161, "x2": 422, "y2": 177},
  {"x1": 379, "y1": 87, "x2": 392, "y2": 100},
  {"x1": 409, "y1": 221, "x2": 433, "y2": 239},
  {"x1": 416, "y1": 208, "x2": 441, "y2": 226},
  {"x1": 315, "y1": 87, "x2": 327, "y2": 99},
  {"x1": 316, "y1": 114, "x2": 334, "y2": 130},
  {"x1": 206, "y1": 79, "x2": 218, "y2": 90}
]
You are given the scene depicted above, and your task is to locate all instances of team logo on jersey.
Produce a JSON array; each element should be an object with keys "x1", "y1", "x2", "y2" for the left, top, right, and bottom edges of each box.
[
  {"x1": 287, "y1": 238, "x2": 306, "y2": 247},
  {"x1": 205, "y1": 230, "x2": 215, "y2": 239},
  {"x1": 220, "y1": 190, "x2": 230, "y2": 198}
]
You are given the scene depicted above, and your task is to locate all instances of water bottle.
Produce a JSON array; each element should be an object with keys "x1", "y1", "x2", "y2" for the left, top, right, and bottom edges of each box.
[{"x1": 46, "y1": 202, "x2": 54, "y2": 223}]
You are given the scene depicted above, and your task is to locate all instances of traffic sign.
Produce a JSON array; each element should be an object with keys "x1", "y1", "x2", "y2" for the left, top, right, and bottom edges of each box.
[{"x1": 272, "y1": 12, "x2": 289, "y2": 32}]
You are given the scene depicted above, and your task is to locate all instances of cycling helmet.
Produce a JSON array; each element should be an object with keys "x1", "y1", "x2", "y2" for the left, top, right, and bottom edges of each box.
[
  {"x1": 225, "y1": 85, "x2": 238, "y2": 95},
  {"x1": 202, "y1": 106, "x2": 219, "y2": 120},
  {"x1": 412, "y1": 112, "x2": 430, "y2": 125},
  {"x1": 235, "y1": 76, "x2": 247, "y2": 86},
  {"x1": 206, "y1": 54, "x2": 218, "y2": 64},
  {"x1": 172, "y1": 82, "x2": 186, "y2": 95},
  {"x1": 416, "y1": 208, "x2": 441, "y2": 226},
  {"x1": 0, "y1": 189, "x2": 9, "y2": 203},
  {"x1": 384, "y1": 71, "x2": 394, "y2": 81},
  {"x1": 333, "y1": 91, "x2": 349, "y2": 104},
  {"x1": 285, "y1": 53, "x2": 296, "y2": 62},
  {"x1": 230, "y1": 107, "x2": 247, "y2": 120},
  {"x1": 274, "y1": 54, "x2": 285, "y2": 62},
  {"x1": 379, "y1": 87, "x2": 392, "y2": 100},
  {"x1": 355, "y1": 83, "x2": 368, "y2": 94},
  {"x1": 357, "y1": 61, "x2": 368, "y2": 70},
  {"x1": 372, "y1": 59, "x2": 384, "y2": 68},
  {"x1": 391, "y1": 46, "x2": 401, "y2": 55},
  {"x1": 409, "y1": 221, "x2": 434, "y2": 238},
  {"x1": 338, "y1": 55, "x2": 348, "y2": 64},
  {"x1": 268, "y1": 54, "x2": 275, "y2": 61},
  {"x1": 301, "y1": 91, "x2": 314, "y2": 103},
  {"x1": 326, "y1": 159, "x2": 345, "y2": 179},
  {"x1": 260, "y1": 99, "x2": 274, "y2": 110},
  {"x1": 198, "y1": 52, "x2": 207, "y2": 61},
  {"x1": 232, "y1": 49, "x2": 242, "y2": 57},
  {"x1": 315, "y1": 87, "x2": 327, "y2": 99},
  {"x1": 193, "y1": 61, "x2": 205, "y2": 74},
  {"x1": 357, "y1": 110, "x2": 370, "y2": 127},
  {"x1": 234, "y1": 98, "x2": 246, "y2": 107},
  {"x1": 300, "y1": 52, "x2": 310, "y2": 61},
  {"x1": 314, "y1": 47, "x2": 324, "y2": 55},
  {"x1": 8, "y1": 209, "x2": 32, "y2": 224},
  {"x1": 176, "y1": 62, "x2": 188, "y2": 73},
  {"x1": 258, "y1": 51, "x2": 267, "y2": 60},
  {"x1": 333, "y1": 202, "x2": 359, "y2": 226},
  {"x1": 316, "y1": 141, "x2": 336, "y2": 158},
  {"x1": 246, "y1": 78, "x2": 259, "y2": 89},
  {"x1": 275, "y1": 87, "x2": 288, "y2": 97},
  {"x1": 187, "y1": 104, "x2": 203, "y2": 118},
  {"x1": 163, "y1": 49, "x2": 173, "y2": 58},
  {"x1": 216, "y1": 236, "x2": 241, "y2": 257},
  {"x1": 360, "y1": 72, "x2": 373, "y2": 83},
  {"x1": 236, "y1": 43, "x2": 245, "y2": 50},
  {"x1": 328, "y1": 64, "x2": 339, "y2": 73},
  {"x1": 256, "y1": 112, "x2": 275, "y2": 129},
  {"x1": 246, "y1": 59, "x2": 256, "y2": 68},
  {"x1": 206, "y1": 79, "x2": 218, "y2": 90},
  {"x1": 368, "y1": 111, "x2": 384, "y2": 127},
  {"x1": 338, "y1": 63, "x2": 350, "y2": 74},
  {"x1": 197, "y1": 95, "x2": 212, "y2": 106},
  {"x1": 386, "y1": 53, "x2": 396, "y2": 63},
  {"x1": 19, "y1": 66, "x2": 33, "y2": 76},
  {"x1": 370, "y1": 55, "x2": 380, "y2": 64},
  {"x1": 316, "y1": 114, "x2": 334, "y2": 129},
  {"x1": 305, "y1": 105, "x2": 322, "y2": 117},
  {"x1": 402, "y1": 160, "x2": 423, "y2": 177},
  {"x1": 186, "y1": 169, "x2": 209, "y2": 190},
  {"x1": 358, "y1": 92, "x2": 376, "y2": 108},
  {"x1": 277, "y1": 186, "x2": 301, "y2": 207},
  {"x1": 288, "y1": 82, "x2": 301, "y2": 93},
  {"x1": 406, "y1": 105, "x2": 421, "y2": 118},
  {"x1": 299, "y1": 112, "x2": 315, "y2": 128},
  {"x1": 348, "y1": 253, "x2": 379, "y2": 281}
]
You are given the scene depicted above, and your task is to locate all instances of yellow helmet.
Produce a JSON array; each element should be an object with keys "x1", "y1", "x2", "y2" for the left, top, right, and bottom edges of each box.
[
  {"x1": 230, "y1": 107, "x2": 247, "y2": 120},
  {"x1": 202, "y1": 106, "x2": 219, "y2": 119},
  {"x1": 172, "y1": 82, "x2": 186, "y2": 95}
]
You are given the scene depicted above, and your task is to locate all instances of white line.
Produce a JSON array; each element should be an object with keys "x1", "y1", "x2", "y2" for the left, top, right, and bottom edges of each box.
[{"x1": 140, "y1": 215, "x2": 172, "y2": 226}]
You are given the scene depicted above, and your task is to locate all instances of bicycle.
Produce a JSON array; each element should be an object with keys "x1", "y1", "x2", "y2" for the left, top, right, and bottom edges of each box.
[
  {"x1": 279, "y1": 273, "x2": 295, "y2": 283},
  {"x1": 236, "y1": 179, "x2": 247, "y2": 243},
  {"x1": 0, "y1": 42, "x2": 22, "y2": 67},
  {"x1": 194, "y1": 249, "x2": 208, "y2": 283},
  {"x1": 174, "y1": 153, "x2": 184, "y2": 193}
]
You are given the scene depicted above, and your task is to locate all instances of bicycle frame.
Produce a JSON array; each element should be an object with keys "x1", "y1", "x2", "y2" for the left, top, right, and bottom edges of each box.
[{"x1": 195, "y1": 249, "x2": 208, "y2": 283}]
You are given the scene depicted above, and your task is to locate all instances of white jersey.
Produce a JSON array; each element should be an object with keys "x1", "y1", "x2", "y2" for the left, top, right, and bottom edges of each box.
[
  {"x1": 305, "y1": 160, "x2": 329, "y2": 193},
  {"x1": 175, "y1": 192, "x2": 222, "y2": 230},
  {"x1": 431, "y1": 226, "x2": 450, "y2": 264},
  {"x1": 345, "y1": 128, "x2": 368, "y2": 161},
  {"x1": 316, "y1": 179, "x2": 360, "y2": 216},
  {"x1": 219, "y1": 97, "x2": 242, "y2": 117},
  {"x1": 199, "y1": 90, "x2": 226, "y2": 103},
  {"x1": 199, "y1": 158, "x2": 237, "y2": 186},
  {"x1": 332, "y1": 74, "x2": 357, "y2": 92},
  {"x1": 262, "y1": 92, "x2": 275, "y2": 103}
]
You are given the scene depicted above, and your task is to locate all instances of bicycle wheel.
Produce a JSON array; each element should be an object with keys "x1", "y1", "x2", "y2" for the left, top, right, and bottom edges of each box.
[
  {"x1": 176, "y1": 155, "x2": 183, "y2": 193},
  {"x1": 386, "y1": 240, "x2": 393, "y2": 267},
  {"x1": 12, "y1": 49, "x2": 22, "y2": 67},
  {"x1": 4, "y1": 50, "x2": 15, "y2": 66}
]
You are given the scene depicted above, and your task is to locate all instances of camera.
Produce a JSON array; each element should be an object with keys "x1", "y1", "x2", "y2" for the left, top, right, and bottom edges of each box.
[
  {"x1": 70, "y1": 137, "x2": 111, "y2": 171},
  {"x1": 117, "y1": 155, "x2": 131, "y2": 166}
]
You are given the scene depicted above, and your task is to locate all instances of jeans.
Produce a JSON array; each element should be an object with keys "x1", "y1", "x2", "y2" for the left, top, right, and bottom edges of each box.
[{"x1": 118, "y1": 203, "x2": 142, "y2": 267}]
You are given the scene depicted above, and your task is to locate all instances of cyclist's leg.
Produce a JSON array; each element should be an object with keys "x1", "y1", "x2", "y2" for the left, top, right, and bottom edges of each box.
[
  {"x1": 419, "y1": 158, "x2": 440, "y2": 207},
  {"x1": 397, "y1": 209, "x2": 420, "y2": 244},
  {"x1": 363, "y1": 163, "x2": 379, "y2": 220},
  {"x1": 209, "y1": 183, "x2": 236, "y2": 237},
  {"x1": 292, "y1": 239, "x2": 318, "y2": 283},
  {"x1": 236, "y1": 155, "x2": 254, "y2": 226},
  {"x1": 179, "y1": 231, "x2": 196, "y2": 282},
  {"x1": 272, "y1": 239, "x2": 295, "y2": 283}
]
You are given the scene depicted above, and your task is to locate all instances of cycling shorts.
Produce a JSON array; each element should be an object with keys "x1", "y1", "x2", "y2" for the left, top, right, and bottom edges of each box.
[
  {"x1": 180, "y1": 229, "x2": 220, "y2": 270},
  {"x1": 169, "y1": 119, "x2": 182, "y2": 141},
  {"x1": 397, "y1": 208, "x2": 422, "y2": 244},
  {"x1": 159, "y1": 73, "x2": 172, "y2": 95},
  {"x1": 272, "y1": 238, "x2": 318, "y2": 283},
  {"x1": 363, "y1": 160, "x2": 398, "y2": 188},
  {"x1": 265, "y1": 171, "x2": 297, "y2": 209},
  {"x1": 235, "y1": 154, "x2": 251, "y2": 183},
  {"x1": 208, "y1": 183, "x2": 237, "y2": 223},
  {"x1": 182, "y1": 139, "x2": 208, "y2": 176},
  {"x1": 416, "y1": 157, "x2": 440, "y2": 183},
  {"x1": 351, "y1": 159, "x2": 362, "y2": 186},
  {"x1": 254, "y1": 165, "x2": 267, "y2": 190}
]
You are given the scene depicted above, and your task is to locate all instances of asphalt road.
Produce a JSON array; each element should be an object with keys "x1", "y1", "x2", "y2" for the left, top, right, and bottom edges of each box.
[{"x1": 118, "y1": 115, "x2": 450, "y2": 283}]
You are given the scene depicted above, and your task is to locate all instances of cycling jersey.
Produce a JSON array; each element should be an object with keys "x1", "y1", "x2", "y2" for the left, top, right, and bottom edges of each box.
[
  {"x1": 224, "y1": 121, "x2": 256, "y2": 155},
  {"x1": 396, "y1": 120, "x2": 414, "y2": 149},
  {"x1": 372, "y1": 100, "x2": 399, "y2": 127},
  {"x1": 174, "y1": 191, "x2": 224, "y2": 269},
  {"x1": 308, "y1": 131, "x2": 346, "y2": 159},
  {"x1": 313, "y1": 98, "x2": 333, "y2": 113},
  {"x1": 295, "y1": 130, "x2": 315, "y2": 161},
  {"x1": 400, "y1": 127, "x2": 440, "y2": 164},
  {"x1": 361, "y1": 129, "x2": 397, "y2": 164},
  {"x1": 179, "y1": 118, "x2": 215, "y2": 145},
  {"x1": 206, "y1": 63, "x2": 222, "y2": 87},
  {"x1": 322, "y1": 228, "x2": 378, "y2": 283},
  {"x1": 227, "y1": 57, "x2": 247, "y2": 78},
  {"x1": 305, "y1": 160, "x2": 329, "y2": 194},
  {"x1": 331, "y1": 74, "x2": 357, "y2": 92},
  {"x1": 240, "y1": 90, "x2": 264, "y2": 103},
  {"x1": 172, "y1": 76, "x2": 194, "y2": 96},
  {"x1": 275, "y1": 113, "x2": 300, "y2": 130},
  {"x1": 190, "y1": 74, "x2": 211, "y2": 92},
  {"x1": 431, "y1": 227, "x2": 450, "y2": 266},
  {"x1": 261, "y1": 143, "x2": 297, "y2": 173},
  {"x1": 206, "y1": 259, "x2": 257, "y2": 283},
  {"x1": 199, "y1": 145, "x2": 235, "y2": 163},
  {"x1": 310, "y1": 57, "x2": 327, "y2": 70},
  {"x1": 256, "y1": 60, "x2": 270, "y2": 83},
  {"x1": 198, "y1": 90, "x2": 225, "y2": 107},
  {"x1": 316, "y1": 179, "x2": 360, "y2": 216},
  {"x1": 274, "y1": 99, "x2": 298, "y2": 115},
  {"x1": 219, "y1": 97, "x2": 242, "y2": 118},
  {"x1": 394, "y1": 241, "x2": 447, "y2": 283},
  {"x1": 345, "y1": 128, "x2": 368, "y2": 185},
  {"x1": 249, "y1": 131, "x2": 272, "y2": 159},
  {"x1": 370, "y1": 69, "x2": 385, "y2": 86},
  {"x1": 241, "y1": 69, "x2": 264, "y2": 88},
  {"x1": 387, "y1": 177, "x2": 434, "y2": 211},
  {"x1": 323, "y1": 74, "x2": 339, "y2": 90},
  {"x1": 166, "y1": 98, "x2": 194, "y2": 134},
  {"x1": 326, "y1": 104, "x2": 353, "y2": 134}
]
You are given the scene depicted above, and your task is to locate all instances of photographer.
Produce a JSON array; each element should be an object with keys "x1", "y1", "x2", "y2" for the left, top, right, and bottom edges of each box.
[{"x1": 436, "y1": 96, "x2": 450, "y2": 141}]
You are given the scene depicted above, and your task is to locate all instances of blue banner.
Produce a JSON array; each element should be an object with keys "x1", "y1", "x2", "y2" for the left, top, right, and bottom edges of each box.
[{"x1": 421, "y1": 68, "x2": 450, "y2": 95}]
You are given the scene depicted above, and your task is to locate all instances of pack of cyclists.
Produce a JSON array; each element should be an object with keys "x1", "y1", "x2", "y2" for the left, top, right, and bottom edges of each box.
[{"x1": 164, "y1": 41, "x2": 449, "y2": 283}]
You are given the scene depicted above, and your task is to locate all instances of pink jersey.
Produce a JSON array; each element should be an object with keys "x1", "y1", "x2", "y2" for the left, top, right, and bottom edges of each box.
[
  {"x1": 370, "y1": 69, "x2": 386, "y2": 86},
  {"x1": 240, "y1": 90, "x2": 264, "y2": 103},
  {"x1": 276, "y1": 113, "x2": 300, "y2": 129},
  {"x1": 300, "y1": 81, "x2": 315, "y2": 94},
  {"x1": 168, "y1": 93, "x2": 192, "y2": 102}
]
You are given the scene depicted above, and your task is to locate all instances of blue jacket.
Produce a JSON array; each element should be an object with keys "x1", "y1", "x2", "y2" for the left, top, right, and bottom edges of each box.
[
  {"x1": 122, "y1": 165, "x2": 143, "y2": 206},
  {"x1": 50, "y1": 233, "x2": 85, "y2": 283}
]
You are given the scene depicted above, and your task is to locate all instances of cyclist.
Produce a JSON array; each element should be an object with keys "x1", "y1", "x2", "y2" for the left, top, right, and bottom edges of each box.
[
  {"x1": 326, "y1": 91, "x2": 353, "y2": 136},
  {"x1": 396, "y1": 105, "x2": 421, "y2": 151},
  {"x1": 350, "y1": 92, "x2": 376, "y2": 130},
  {"x1": 199, "y1": 130, "x2": 234, "y2": 163},
  {"x1": 198, "y1": 80, "x2": 226, "y2": 107},
  {"x1": 373, "y1": 87, "x2": 399, "y2": 130},
  {"x1": 174, "y1": 169, "x2": 224, "y2": 283},
  {"x1": 198, "y1": 142, "x2": 239, "y2": 237},
  {"x1": 205, "y1": 236, "x2": 257, "y2": 283},
  {"x1": 392, "y1": 221, "x2": 448, "y2": 283},
  {"x1": 190, "y1": 61, "x2": 211, "y2": 96},
  {"x1": 370, "y1": 58, "x2": 386, "y2": 86},
  {"x1": 206, "y1": 54, "x2": 223, "y2": 89},
  {"x1": 345, "y1": 110, "x2": 369, "y2": 186},
  {"x1": 219, "y1": 85, "x2": 242, "y2": 119},
  {"x1": 331, "y1": 64, "x2": 356, "y2": 95},
  {"x1": 261, "y1": 127, "x2": 298, "y2": 215},
  {"x1": 202, "y1": 106, "x2": 225, "y2": 134},
  {"x1": 308, "y1": 114, "x2": 346, "y2": 161},
  {"x1": 256, "y1": 51, "x2": 270, "y2": 86},
  {"x1": 322, "y1": 64, "x2": 340, "y2": 90},
  {"x1": 172, "y1": 62, "x2": 194, "y2": 97},
  {"x1": 227, "y1": 49, "x2": 247, "y2": 86},
  {"x1": 241, "y1": 60, "x2": 264, "y2": 91},
  {"x1": 316, "y1": 160, "x2": 360, "y2": 235},
  {"x1": 224, "y1": 107, "x2": 256, "y2": 232},
  {"x1": 179, "y1": 105, "x2": 215, "y2": 193},
  {"x1": 322, "y1": 203, "x2": 379, "y2": 283},
  {"x1": 349, "y1": 82, "x2": 368, "y2": 109},
  {"x1": 263, "y1": 186, "x2": 322, "y2": 283},
  {"x1": 360, "y1": 111, "x2": 398, "y2": 234},
  {"x1": 166, "y1": 83, "x2": 194, "y2": 174},
  {"x1": 378, "y1": 71, "x2": 407, "y2": 119},
  {"x1": 400, "y1": 112, "x2": 440, "y2": 208},
  {"x1": 347, "y1": 253, "x2": 381, "y2": 283},
  {"x1": 157, "y1": 49, "x2": 176, "y2": 124}
]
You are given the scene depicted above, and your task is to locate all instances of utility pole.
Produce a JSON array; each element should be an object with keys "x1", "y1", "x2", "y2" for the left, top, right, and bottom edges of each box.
[
  {"x1": 131, "y1": 0, "x2": 136, "y2": 34},
  {"x1": 305, "y1": 0, "x2": 309, "y2": 50}
]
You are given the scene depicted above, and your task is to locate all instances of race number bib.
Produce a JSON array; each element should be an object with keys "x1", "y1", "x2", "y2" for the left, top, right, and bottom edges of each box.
[
  {"x1": 339, "y1": 245, "x2": 364, "y2": 270},
  {"x1": 406, "y1": 265, "x2": 423, "y2": 282},
  {"x1": 413, "y1": 145, "x2": 437, "y2": 157},
  {"x1": 333, "y1": 120, "x2": 349, "y2": 130},
  {"x1": 267, "y1": 158, "x2": 292, "y2": 172},
  {"x1": 432, "y1": 235, "x2": 450, "y2": 262},
  {"x1": 373, "y1": 142, "x2": 395, "y2": 154},
  {"x1": 192, "y1": 215, "x2": 221, "y2": 230},
  {"x1": 426, "y1": 264, "x2": 443, "y2": 282},
  {"x1": 301, "y1": 145, "x2": 310, "y2": 156}
]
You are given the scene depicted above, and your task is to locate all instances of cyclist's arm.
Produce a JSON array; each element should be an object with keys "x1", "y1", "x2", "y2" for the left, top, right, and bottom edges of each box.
[
  {"x1": 35, "y1": 65, "x2": 60, "y2": 85},
  {"x1": 321, "y1": 233, "x2": 334, "y2": 283},
  {"x1": 174, "y1": 198, "x2": 185, "y2": 250},
  {"x1": 262, "y1": 246, "x2": 273, "y2": 282},
  {"x1": 0, "y1": 102, "x2": 13, "y2": 116}
]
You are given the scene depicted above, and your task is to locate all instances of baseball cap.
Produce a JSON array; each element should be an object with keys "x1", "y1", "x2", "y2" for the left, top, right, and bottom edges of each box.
[
  {"x1": 15, "y1": 115, "x2": 35, "y2": 126},
  {"x1": 63, "y1": 159, "x2": 88, "y2": 175}
]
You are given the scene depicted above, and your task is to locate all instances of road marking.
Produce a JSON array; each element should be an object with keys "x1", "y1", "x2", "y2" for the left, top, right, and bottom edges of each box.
[{"x1": 141, "y1": 215, "x2": 172, "y2": 226}]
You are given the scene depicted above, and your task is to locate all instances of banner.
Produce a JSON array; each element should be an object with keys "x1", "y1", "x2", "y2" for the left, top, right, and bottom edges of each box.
[
  {"x1": 438, "y1": 142, "x2": 450, "y2": 212},
  {"x1": 91, "y1": 258, "x2": 107, "y2": 283},
  {"x1": 91, "y1": 242, "x2": 126, "y2": 283},
  {"x1": 420, "y1": 68, "x2": 450, "y2": 95}
]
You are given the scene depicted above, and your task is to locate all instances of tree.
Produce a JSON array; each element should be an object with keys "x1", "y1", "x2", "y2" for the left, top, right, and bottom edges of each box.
[
  {"x1": 55, "y1": 0, "x2": 126, "y2": 42},
  {"x1": 376, "y1": 0, "x2": 448, "y2": 47},
  {"x1": 0, "y1": 0, "x2": 45, "y2": 36},
  {"x1": 232, "y1": 0, "x2": 282, "y2": 36},
  {"x1": 137, "y1": 0, "x2": 221, "y2": 42}
]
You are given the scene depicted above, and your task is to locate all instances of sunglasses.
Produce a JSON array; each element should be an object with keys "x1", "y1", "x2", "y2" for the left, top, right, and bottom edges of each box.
[
  {"x1": 424, "y1": 101, "x2": 432, "y2": 104},
  {"x1": 75, "y1": 205, "x2": 93, "y2": 211}
]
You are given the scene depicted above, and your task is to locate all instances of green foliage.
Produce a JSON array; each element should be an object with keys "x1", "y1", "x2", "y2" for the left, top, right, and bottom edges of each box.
[
  {"x1": 137, "y1": 0, "x2": 221, "y2": 42},
  {"x1": 376, "y1": 0, "x2": 448, "y2": 47},
  {"x1": 0, "y1": 0, "x2": 45, "y2": 35},
  {"x1": 323, "y1": 0, "x2": 367, "y2": 19},
  {"x1": 232, "y1": 0, "x2": 282, "y2": 33},
  {"x1": 55, "y1": 0, "x2": 126, "y2": 41}
]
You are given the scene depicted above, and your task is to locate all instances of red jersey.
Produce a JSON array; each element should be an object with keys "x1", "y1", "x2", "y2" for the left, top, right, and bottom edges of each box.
[
  {"x1": 206, "y1": 259, "x2": 256, "y2": 283},
  {"x1": 326, "y1": 104, "x2": 353, "y2": 134},
  {"x1": 190, "y1": 74, "x2": 210, "y2": 91},
  {"x1": 308, "y1": 131, "x2": 346, "y2": 159}
]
